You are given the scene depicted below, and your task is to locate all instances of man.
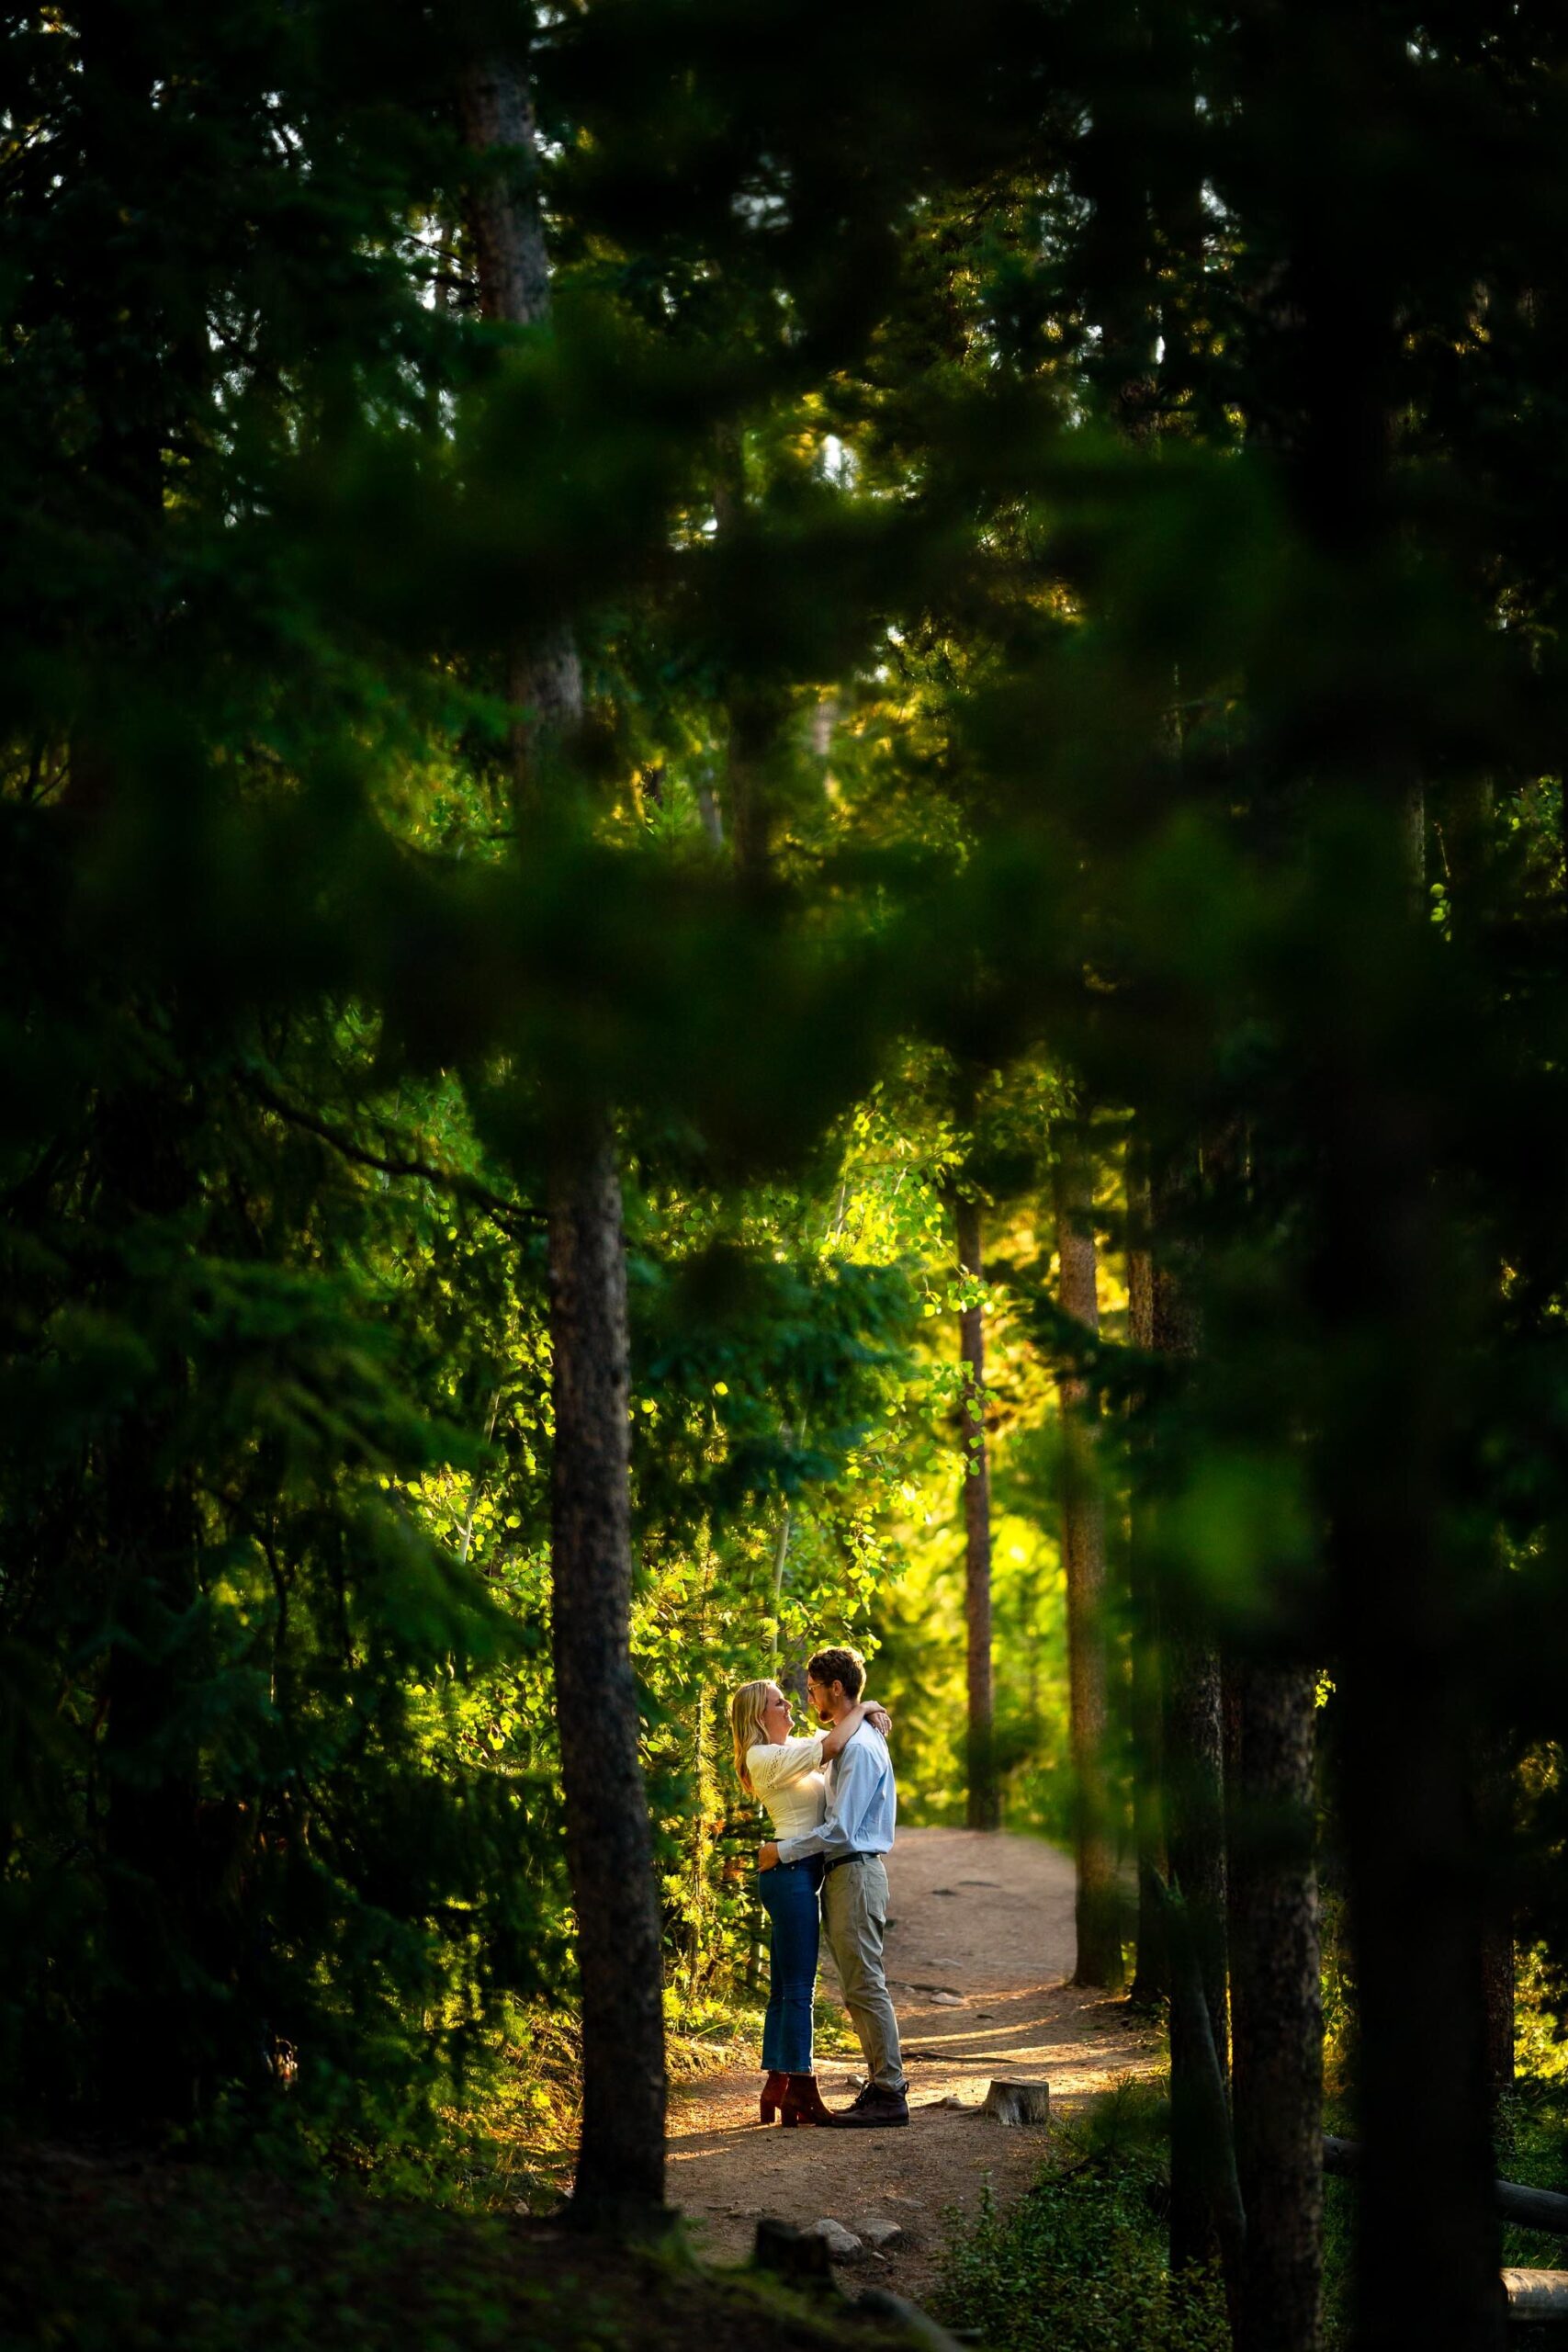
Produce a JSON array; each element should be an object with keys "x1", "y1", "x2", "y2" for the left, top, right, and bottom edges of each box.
[{"x1": 759, "y1": 1645, "x2": 908, "y2": 2127}]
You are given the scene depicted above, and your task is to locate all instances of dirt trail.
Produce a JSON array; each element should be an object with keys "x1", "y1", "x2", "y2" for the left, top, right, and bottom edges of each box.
[{"x1": 669, "y1": 1827, "x2": 1163, "y2": 2297}]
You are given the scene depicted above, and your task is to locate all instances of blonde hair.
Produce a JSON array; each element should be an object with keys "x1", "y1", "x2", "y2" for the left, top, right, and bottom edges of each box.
[{"x1": 729, "y1": 1679, "x2": 775, "y2": 1795}]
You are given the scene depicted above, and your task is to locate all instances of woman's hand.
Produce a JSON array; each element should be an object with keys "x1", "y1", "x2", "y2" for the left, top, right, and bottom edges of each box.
[
  {"x1": 820, "y1": 1695, "x2": 891, "y2": 1762},
  {"x1": 759, "y1": 1841, "x2": 780, "y2": 1871}
]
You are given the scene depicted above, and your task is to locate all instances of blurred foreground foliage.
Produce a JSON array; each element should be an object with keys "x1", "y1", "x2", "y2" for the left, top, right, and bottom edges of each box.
[{"x1": 6, "y1": 0, "x2": 1568, "y2": 2267}]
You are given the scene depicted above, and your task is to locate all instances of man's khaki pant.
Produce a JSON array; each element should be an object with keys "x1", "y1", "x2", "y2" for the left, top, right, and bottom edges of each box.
[{"x1": 820, "y1": 1855, "x2": 905, "y2": 2092}]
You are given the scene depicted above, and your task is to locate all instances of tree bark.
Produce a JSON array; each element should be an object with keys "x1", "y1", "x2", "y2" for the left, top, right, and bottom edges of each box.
[
  {"x1": 1124, "y1": 1149, "x2": 1167, "y2": 2007},
  {"x1": 1053, "y1": 1148, "x2": 1123, "y2": 1988},
  {"x1": 1447, "y1": 783, "x2": 1516, "y2": 2119},
  {"x1": 1482, "y1": 1928, "x2": 1515, "y2": 2100},
  {"x1": 1149, "y1": 1142, "x2": 1229, "y2": 2276},
  {"x1": 956, "y1": 1194, "x2": 998, "y2": 1831},
  {"x1": 1242, "y1": 0, "x2": 1503, "y2": 2307},
  {"x1": 1323, "y1": 1029, "x2": 1502, "y2": 2351},
  {"x1": 458, "y1": 51, "x2": 666, "y2": 2227},
  {"x1": 1227, "y1": 1662, "x2": 1323, "y2": 2352},
  {"x1": 1163, "y1": 1878, "x2": 1247, "y2": 2322},
  {"x1": 1311, "y1": 759, "x2": 1500, "y2": 2346},
  {"x1": 71, "y1": 20, "x2": 208, "y2": 2134},
  {"x1": 547, "y1": 1133, "x2": 666, "y2": 2218},
  {"x1": 1165, "y1": 1630, "x2": 1228, "y2": 2276}
]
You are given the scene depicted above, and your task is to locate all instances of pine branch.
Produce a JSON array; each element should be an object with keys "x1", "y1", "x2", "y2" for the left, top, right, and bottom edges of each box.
[{"x1": 243, "y1": 1077, "x2": 547, "y2": 1230}]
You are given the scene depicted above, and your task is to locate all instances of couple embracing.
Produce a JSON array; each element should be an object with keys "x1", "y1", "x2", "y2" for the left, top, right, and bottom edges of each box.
[{"x1": 728, "y1": 1645, "x2": 908, "y2": 2131}]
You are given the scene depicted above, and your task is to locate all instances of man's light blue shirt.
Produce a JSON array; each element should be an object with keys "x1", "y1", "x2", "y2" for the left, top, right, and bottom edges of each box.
[{"x1": 775, "y1": 1722, "x2": 897, "y2": 1865}]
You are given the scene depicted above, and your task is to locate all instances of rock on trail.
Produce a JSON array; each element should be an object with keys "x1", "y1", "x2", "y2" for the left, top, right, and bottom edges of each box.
[{"x1": 666, "y1": 1826, "x2": 1163, "y2": 2297}]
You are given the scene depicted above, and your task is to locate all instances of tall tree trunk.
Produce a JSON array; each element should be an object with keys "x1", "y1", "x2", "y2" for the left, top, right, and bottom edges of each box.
[
  {"x1": 1206, "y1": 1111, "x2": 1323, "y2": 2347},
  {"x1": 956, "y1": 1194, "x2": 998, "y2": 1830},
  {"x1": 458, "y1": 52, "x2": 666, "y2": 2227},
  {"x1": 1053, "y1": 1147, "x2": 1123, "y2": 1987},
  {"x1": 1318, "y1": 770, "x2": 1500, "y2": 2346},
  {"x1": 99, "y1": 1092, "x2": 204, "y2": 2135},
  {"x1": 1149, "y1": 1143, "x2": 1229, "y2": 2276},
  {"x1": 1124, "y1": 1148, "x2": 1166, "y2": 2007},
  {"x1": 1325, "y1": 1118, "x2": 1500, "y2": 2349},
  {"x1": 1449, "y1": 786, "x2": 1515, "y2": 2117},
  {"x1": 1245, "y1": 0, "x2": 1503, "y2": 2288},
  {"x1": 1228, "y1": 1663, "x2": 1323, "y2": 2352},
  {"x1": 73, "y1": 19, "x2": 211, "y2": 2134},
  {"x1": 710, "y1": 425, "x2": 785, "y2": 883},
  {"x1": 1317, "y1": 847, "x2": 1501, "y2": 2346},
  {"x1": 1165, "y1": 1631, "x2": 1228, "y2": 2275},
  {"x1": 1482, "y1": 1929, "x2": 1515, "y2": 2101},
  {"x1": 547, "y1": 1141, "x2": 665, "y2": 2216}
]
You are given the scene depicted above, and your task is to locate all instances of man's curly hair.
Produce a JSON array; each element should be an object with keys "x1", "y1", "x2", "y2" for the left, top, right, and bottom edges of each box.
[{"x1": 806, "y1": 1645, "x2": 866, "y2": 1702}]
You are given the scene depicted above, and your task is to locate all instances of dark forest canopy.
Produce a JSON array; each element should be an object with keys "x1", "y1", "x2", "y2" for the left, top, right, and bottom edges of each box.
[{"x1": 6, "y1": 2, "x2": 1568, "y2": 2346}]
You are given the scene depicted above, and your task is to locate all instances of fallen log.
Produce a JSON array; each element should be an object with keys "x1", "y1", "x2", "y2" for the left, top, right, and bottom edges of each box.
[
  {"x1": 1324, "y1": 2137, "x2": 1568, "y2": 2237},
  {"x1": 1503, "y1": 2269, "x2": 1568, "y2": 2319}
]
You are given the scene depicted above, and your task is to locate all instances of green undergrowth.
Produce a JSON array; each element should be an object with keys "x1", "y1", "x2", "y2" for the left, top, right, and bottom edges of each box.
[
  {"x1": 209, "y1": 1977, "x2": 808, "y2": 2220},
  {"x1": 931, "y1": 2077, "x2": 1229, "y2": 2352},
  {"x1": 0, "y1": 2143, "x2": 925, "y2": 2352},
  {"x1": 1496, "y1": 2078, "x2": 1568, "y2": 2266}
]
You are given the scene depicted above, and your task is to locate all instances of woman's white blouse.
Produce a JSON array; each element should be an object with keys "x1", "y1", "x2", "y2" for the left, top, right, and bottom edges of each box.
[{"x1": 747, "y1": 1732, "x2": 828, "y2": 1841}]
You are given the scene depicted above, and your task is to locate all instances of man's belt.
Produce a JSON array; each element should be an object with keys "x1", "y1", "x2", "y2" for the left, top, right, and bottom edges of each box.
[{"x1": 823, "y1": 1850, "x2": 880, "y2": 1875}]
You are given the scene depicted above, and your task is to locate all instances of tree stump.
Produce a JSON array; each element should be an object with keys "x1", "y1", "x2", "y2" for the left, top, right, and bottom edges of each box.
[
  {"x1": 981, "y1": 2078, "x2": 1050, "y2": 2126},
  {"x1": 754, "y1": 2217, "x2": 833, "y2": 2281}
]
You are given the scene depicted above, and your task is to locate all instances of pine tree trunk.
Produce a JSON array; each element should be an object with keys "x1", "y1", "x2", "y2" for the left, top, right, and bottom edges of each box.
[
  {"x1": 1150, "y1": 1144, "x2": 1229, "y2": 2276},
  {"x1": 548, "y1": 1137, "x2": 666, "y2": 2215},
  {"x1": 1333, "y1": 1464, "x2": 1501, "y2": 2351},
  {"x1": 458, "y1": 51, "x2": 666, "y2": 2227},
  {"x1": 1482, "y1": 1928, "x2": 1515, "y2": 2099},
  {"x1": 100, "y1": 1329, "x2": 203, "y2": 2134},
  {"x1": 1242, "y1": 11, "x2": 1504, "y2": 2295},
  {"x1": 1324, "y1": 1031, "x2": 1502, "y2": 2351},
  {"x1": 72, "y1": 24, "x2": 207, "y2": 2134},
  {"x1": 956, "y1": 1195, "x2": 998, "y2": 1831},
  {"x1": 1124, "y1": 1150, "x2": 1166, "y2": 2007},
  {"x1": 1165, "y1": 1632, "x2": 1228, "y2": 2274},
  {"x1": 1317, "y1": 753, "x2": 1500, "y2": 2345},
  {"x1": 1449, "y1": 786, "x2": 1516, "y2": 2116},
  {"x1": 1228, "y1": 1662, "x2": 1323, "y2": 2352},
  {"x1": 1053, "y1": 1150, "x2": 1123, "y2": 1988}
]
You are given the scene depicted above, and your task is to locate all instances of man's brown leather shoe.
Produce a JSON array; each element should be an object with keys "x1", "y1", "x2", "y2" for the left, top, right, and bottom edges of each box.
[{"x1": 822, "y1": 2084, "x2": 908, "y2": 2128}]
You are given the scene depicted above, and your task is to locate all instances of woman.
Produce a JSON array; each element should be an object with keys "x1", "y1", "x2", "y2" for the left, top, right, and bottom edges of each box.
[{"x1": 729, "y1": 1676, "x2": 891, "y2": 2127}]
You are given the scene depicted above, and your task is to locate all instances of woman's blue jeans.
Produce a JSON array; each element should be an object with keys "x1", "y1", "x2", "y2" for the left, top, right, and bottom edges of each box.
[{"x1": 759, "y1": 1856, "x2": 824, "y2": 2075}]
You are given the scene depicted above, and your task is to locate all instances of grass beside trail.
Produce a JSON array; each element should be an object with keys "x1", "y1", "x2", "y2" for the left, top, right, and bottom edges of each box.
[
  {"x1": 0, "y1": 2144, "x2": 922, "y2": 2352},
  {"x1": 931, "y1": 2079, "x2": 1229, "y2": 2352},
  {"x1": 934, "y1": 2072, "x2": 1568, "y2": 2352}
]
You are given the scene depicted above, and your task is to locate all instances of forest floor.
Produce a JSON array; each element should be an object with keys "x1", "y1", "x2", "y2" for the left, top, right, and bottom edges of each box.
[
  {"x1": 0, "y1": 2143, "x2": 943, "y2": 2352},
  {"x1": 1, "y1": 1830, "x2": 1168, "y2": 2351},
  {"x1": 668, "y1": 1827, "x2": 1166, "y2": 2299}
]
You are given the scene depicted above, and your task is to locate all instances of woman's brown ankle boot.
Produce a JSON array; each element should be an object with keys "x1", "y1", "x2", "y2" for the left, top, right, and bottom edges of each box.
[
  {"x1": 760, "y1": 2070, "x2": 789, "y2": 2124},
  {"x1": 779, "y1": 2072, "x2": 831, "y2": 2127}
]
